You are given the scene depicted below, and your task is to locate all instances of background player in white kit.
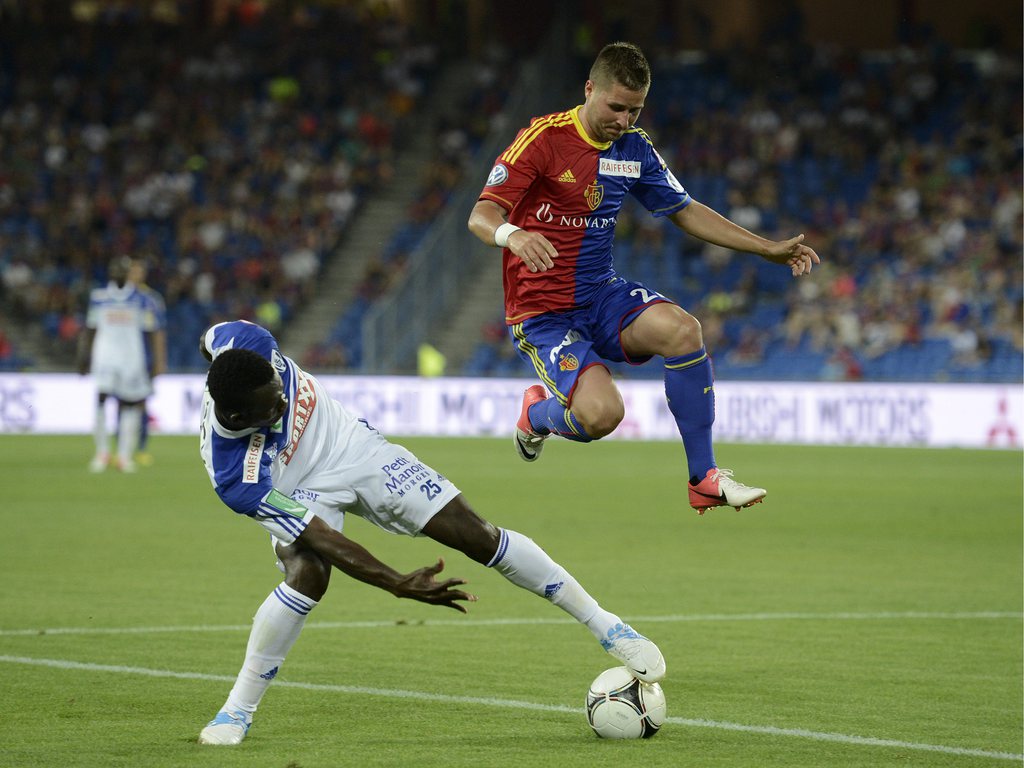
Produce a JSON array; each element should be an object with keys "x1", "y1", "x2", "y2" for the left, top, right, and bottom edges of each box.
[
  {"x1": 197, "y1": 320, "x2": 665, "y2": 746},
  {"x1": 77, "y1": 255, "x2": 161, "y2": 473}
]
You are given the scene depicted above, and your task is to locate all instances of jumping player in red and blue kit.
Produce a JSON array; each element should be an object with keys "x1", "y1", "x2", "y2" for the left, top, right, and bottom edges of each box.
[{"x1": 468, "y1": 41, "x2": 819, "y2": 513}]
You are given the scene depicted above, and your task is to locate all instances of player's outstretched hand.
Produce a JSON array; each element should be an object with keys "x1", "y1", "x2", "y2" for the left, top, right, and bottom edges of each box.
[
  {"x1": 764, "y1": 234, "x2": 820, "y2": 276},
  {"x1": 394, "y1": 558, "x2": 477, "y2": 613}
]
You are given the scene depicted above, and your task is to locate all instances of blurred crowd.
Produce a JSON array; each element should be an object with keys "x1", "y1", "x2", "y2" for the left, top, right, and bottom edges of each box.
[
  {"x1": 299, "y1": 48, "x2": 512, "y2": 371},
  {"x1": 0, "y1": 4, "x2": 439, "y2": 369},
  {"x1": 1, "y1": 9, "x2": 1020, "y2": 384},
  {"x1": 466, "y1": 41, "x2": 1023, "y2": 383}
]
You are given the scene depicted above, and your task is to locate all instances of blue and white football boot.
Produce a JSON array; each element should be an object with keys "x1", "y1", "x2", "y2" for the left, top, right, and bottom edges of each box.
[
  {"x1": 600, "y1": 623, "x2": 667, "y2": 683},
  {"x1": 198, "y1": 709, "x2": 252, "y2": 745}
]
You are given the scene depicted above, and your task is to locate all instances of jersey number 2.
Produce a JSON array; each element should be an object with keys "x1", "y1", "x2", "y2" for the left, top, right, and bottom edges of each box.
[{"x1": 630, "y1": 287, "x2": 662, "y2": 303}]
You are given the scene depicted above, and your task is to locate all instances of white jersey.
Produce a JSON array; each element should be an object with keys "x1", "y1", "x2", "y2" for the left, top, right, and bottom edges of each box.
[
  {"x1": 198, "y1": 321, "x2": 459, "y2": 546},
  {"x1": 85, "y1": 281, "x2": 158, "y2": 400}
]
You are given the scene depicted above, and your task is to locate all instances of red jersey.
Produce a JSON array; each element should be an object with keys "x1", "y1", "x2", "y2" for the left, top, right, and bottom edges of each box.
[{"x1": 478, "y1": 105, "x2": 691, "y2": 324}]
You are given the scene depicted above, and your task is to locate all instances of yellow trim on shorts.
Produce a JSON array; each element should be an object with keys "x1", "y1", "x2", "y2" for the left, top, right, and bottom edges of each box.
[{"x1": 511, "y1": 323, "x2": 568, "y2": 406}]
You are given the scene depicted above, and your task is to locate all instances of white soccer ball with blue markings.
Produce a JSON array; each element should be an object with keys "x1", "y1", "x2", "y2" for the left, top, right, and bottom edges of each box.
[{"x1": 585, "y1": 665, "x2": 666, "y2": 739}]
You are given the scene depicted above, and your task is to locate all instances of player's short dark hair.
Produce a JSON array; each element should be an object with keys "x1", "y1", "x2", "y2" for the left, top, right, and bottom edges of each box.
[
  {"x1": 207, "y1": 349, "x2": 274, "y2": 413},
  {"x1": 590, "y1": 42, "x2": 650, "y2": 92}
]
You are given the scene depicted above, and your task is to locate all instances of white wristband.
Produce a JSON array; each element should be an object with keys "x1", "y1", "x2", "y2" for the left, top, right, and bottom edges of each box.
[{"x1": 494, "y1": 222, "x2": 522, "y2": 248}]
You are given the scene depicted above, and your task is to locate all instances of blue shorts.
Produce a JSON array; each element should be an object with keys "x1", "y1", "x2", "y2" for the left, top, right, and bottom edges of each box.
[{"x1": 508, "y1": 277, "x2": 673, "y2": 406}]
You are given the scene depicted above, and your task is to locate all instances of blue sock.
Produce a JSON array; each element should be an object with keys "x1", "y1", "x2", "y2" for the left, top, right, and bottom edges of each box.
[
  {"x1": 529, "y1": 397, "x2": 593, "y2": 443},
  {"x1": 664, "y1": 347, "x2": 716, "y2": 482}
]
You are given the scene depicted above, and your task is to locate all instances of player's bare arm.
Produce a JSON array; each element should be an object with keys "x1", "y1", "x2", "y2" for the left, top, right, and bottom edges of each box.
[
  {"x1": 298, "y1": 515, "x2": 477, "y2": 612},
  {"x1": 468, "y1": 199, "x2": 558, "y2": 273},
  {"x1": 76, "y1": 327, "x2": 96, "y2": 374},
  {"x1": 669, "y1": 200, "x2": 820, "y2": 277},
  {"x1": 151, "y1": 329, "x2": 167, "y2": 377}
]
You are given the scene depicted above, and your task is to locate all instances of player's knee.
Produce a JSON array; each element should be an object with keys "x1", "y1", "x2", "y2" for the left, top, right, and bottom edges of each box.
[
  {"x1": 282, "y1": 550, "x2": 330, "y2": 600},
  {"x1": 667, "y1": 312, "x2": 703, "y2": 354},
  {"x1": 575, "y1": 399, "x2": 624, "y2": 439}
]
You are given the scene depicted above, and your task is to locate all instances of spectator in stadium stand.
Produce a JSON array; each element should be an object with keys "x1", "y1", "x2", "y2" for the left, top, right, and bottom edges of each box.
[
  {"x1": 194, "y1": 320, "x2": 665, "y2": 745},
  {"x1": 468, "y1": 42, "x2": 819, "y2": 514}
]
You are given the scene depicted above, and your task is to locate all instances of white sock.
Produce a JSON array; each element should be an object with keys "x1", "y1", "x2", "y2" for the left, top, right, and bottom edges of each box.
[
  {"x1": 487, "y1": 528, "x2": 621, "y2": 642},
  {"x1": 222, "y1": 583, "x2": 318, "y2": 717},
  {"x1": 117, "y1": 406, "x2": 141, "y2": 464},
  {"x1": 93, "y1": 403, "x2": 108, "y2": 456}
]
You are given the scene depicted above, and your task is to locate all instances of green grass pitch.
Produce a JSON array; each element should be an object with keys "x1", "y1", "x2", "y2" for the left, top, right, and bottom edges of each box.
[{"x1": 1, "y1": 434, "x2": 1021, "y2": 767}]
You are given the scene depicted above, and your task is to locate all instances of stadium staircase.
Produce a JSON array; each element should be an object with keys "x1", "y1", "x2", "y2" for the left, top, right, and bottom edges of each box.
[
  {"x1": 277, "y1": 60, "x2": 483, "y2": 360},
  {"x1": 432, "y1": 258, "x2": 504, "y2": 374},
  {"x1": 1, "y1": 317, "x2": 52, "y2": 371},
  {"x1": 359, "y1": 21, "x2": 572, "y2": 374}
]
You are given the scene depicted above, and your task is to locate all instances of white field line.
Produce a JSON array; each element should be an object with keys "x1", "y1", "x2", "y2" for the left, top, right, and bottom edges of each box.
[
  {"x1": 0, "y1": 654, "x2": 1020, "y2": 763},
  {"x1": 0, "y1": 610, "x2": 1020, "y2": 637}
]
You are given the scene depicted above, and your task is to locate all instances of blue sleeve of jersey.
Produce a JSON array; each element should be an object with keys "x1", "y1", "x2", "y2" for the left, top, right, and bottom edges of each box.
[
  {"x1": 209, "y1": 431, "x2": 309, "y2": 541},
  {"x1": 205, "y1": 320, "x2": 280, "y2": 363},
  {"x1": 210, "y1": 430, "x2": 273, "y2": 516},
  {"x1": 629, "y1": 140, "x2": 691, "y2": 217}
]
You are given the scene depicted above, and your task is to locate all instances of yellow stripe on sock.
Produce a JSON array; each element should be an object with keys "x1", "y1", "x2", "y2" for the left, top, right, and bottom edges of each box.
[
  {"x1": 561, "y1": 408, "x2": 584, "y2": 437},
  {"x1": 665, "y1": 352, "x2": 708, "y2": 370}
]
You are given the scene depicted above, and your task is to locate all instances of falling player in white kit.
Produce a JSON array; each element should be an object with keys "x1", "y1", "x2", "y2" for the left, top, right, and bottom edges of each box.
[
  {"x1": 77, "y1": 256, "x2": 161, "y2": 473},
  {"x1": 196, "y1": 320, "x2": 666, "y2": 746}
]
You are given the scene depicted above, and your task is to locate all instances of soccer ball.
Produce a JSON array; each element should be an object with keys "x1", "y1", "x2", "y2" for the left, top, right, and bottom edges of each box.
[{"x1": 585, "y1": 666, "x2": 666, "y2": 739}]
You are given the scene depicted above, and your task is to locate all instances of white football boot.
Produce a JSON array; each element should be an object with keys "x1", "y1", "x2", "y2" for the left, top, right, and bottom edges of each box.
[
  {"x1": 600, "y1": 623, "x2": 667, "y2": 683},
  {"x1": 689, "y1": 467, "x2": 766, "y2": 514},
  {"x1": 198, "y1": 709, "x2": 251, "y2": 745}
]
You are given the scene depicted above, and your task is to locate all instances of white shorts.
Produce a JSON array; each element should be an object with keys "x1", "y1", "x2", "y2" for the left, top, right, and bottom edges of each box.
[
  {"x1": 271, "y1": 433, "x2": 461, "y2": 565},
  {"x1": 92, "y1": 361, "x2": 152, "y2": 402}
]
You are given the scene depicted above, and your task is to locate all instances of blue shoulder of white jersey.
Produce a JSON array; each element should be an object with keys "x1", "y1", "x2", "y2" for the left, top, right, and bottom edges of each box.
[
  {"x1": 139, "y1": 286, "x2": 167, "y2": 327},
  {"x1": 87, "y1": 284, "x2": 125, "y2": 310},
  {"x1": 205, "y1": 320, "x2": 286, "y2": 369}
]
